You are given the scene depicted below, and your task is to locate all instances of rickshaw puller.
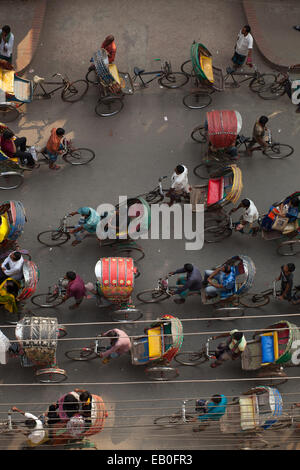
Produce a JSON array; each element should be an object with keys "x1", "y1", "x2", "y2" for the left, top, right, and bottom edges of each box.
[
  {"x1": 68, "y1": 207, "x2": 101, "y2": 246},
  {"x1": 99, "y1": 328, "x2": 131, "y2": 363},
  {"x1": 229, "y1": 198, "x2": 259, "y2": 234},
  {"x1": 169, "y1": 263, "x2": 202, "y2": 304},
  {"x1": 210, "y1": 330, "x2": 247, "y2": 368},
  {"x1": 192, "y1": 394, "x2": 228, "y2": 431}
]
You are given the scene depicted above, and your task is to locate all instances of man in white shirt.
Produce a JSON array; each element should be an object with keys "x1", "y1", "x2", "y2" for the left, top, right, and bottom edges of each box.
[
  {"x1": 0, "y1": 251, "x2": 24, "y2": 282},
  {"x1": 0, "y1": 25, "x2": 14, "y2": 63},
  {"x1": 168, "y1": 164, "x2": 191, "y2": 206},
  {"x1": 232, "y1": 25, "x2": 253, "y2": 69},
  {"x1": 229, "y1": 198, "x2": 259, "y2": 234},
  {"x1": 11, "y1": 406, "x2": 47, "y2": 447}
]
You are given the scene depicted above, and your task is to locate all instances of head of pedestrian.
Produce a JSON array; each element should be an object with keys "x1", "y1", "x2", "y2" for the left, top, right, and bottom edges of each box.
[
  {"x1": 11, "y1": 251, "x2": 21, "y2": 261},
  {"x1": 2, "y1": 129, "x2": 14, "y2": 140},
  {"x1": 258, "y1": 115, "x2": 268, "y2": 126},
  {"x1": 242, "y1": 25, "x2": 251, "y2": 36},
  {"x1": 1, "y1": 25, "x2": 11, "y2": 39},
  {"x1": 183, "y1": 263, "x2": 193, "y2": 273},
  {"x1": 211, "y1": 394, "x2": 222, "y2": 404},
  {"x1": 175, "y1": 164, "x2": 185, "y2": 175},
  {"x1": 56, "y1": 128, "x2": 65, "y2": 137},
  {"x1": 65, "y1": 271, "x2": 76, "y2": 281},
  {"x1": 241, "y1": 199, "x2": 250, "y2": 209}
]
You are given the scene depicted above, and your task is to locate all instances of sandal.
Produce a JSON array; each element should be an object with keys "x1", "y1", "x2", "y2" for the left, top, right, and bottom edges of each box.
[
  {"x1": 71, "y1": 240, "x2": 81, "y2": 246},
  {"x1": 49, "y1": 164, "x2": 60, "y2": 170}
]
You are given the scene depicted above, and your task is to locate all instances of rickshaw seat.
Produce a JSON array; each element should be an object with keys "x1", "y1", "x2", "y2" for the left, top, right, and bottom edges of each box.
[
  {"x1": 207, "y1": 177, "x2": 224, "y2": 206},
  {"x1": 200, "y1": 55, "x2": 214, "y2": 83},
  {"x1": 261, "y1": 331, "x2": 279, "y2": 365},
  {"x1": 134, "y1": 67, "x2": 144, "y2": 76},
  {"x1": 148, "y1": 326, "x2": 162, "y2": 358},
  {"x1": 239, "y1": 396, "x2": 258, "y2": 430},
  {"x1": 108, "y1": 64, "x2": 121, "y2": 85},
  {"x1": 0, "y1": 68, "x2": 14, "y2": 94}
]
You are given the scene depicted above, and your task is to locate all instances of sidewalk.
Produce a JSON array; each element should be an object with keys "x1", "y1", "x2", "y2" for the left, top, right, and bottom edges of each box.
[
  {"x1": 243, "y1": 0, "x2": 300, "y2": 72},
  {"x1": 1, "y1": 0, "x2": 47, "y2": 74}
]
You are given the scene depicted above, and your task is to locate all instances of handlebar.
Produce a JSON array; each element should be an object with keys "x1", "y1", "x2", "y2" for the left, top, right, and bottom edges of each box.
[{"x1": 206, "y1": 337, "x2": 215, "y2": 358}]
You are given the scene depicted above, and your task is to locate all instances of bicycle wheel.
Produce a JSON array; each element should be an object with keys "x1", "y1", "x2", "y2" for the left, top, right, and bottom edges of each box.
[
  {"x1": 145, "y1": 366, "x2": 179, "y2": 381},
  {"x1": 37, "y1": 230, "x2": 70, "y2": 246},
  {"x1": 191, "y1": 126, "x2": 207, "y2": 143},
  {"x1": 159, "y1": 72, "x2": 189, "y2": 89},
  {"x1": 0, "y1": 172, "x2": 24, "y2": 190},
  {"x1": 65, "y1": 348, "x2": 98, "y2": 361},
  {"x1": 35, "y1": 368, "x2": 67, "y2": 383},
  {"x1": 239, "y1": 293, "x2": 270, "y2": 308},
  {"x1": 63, "y1": 148, "x2": 95, "y2": 165},
  {"x1": 0, "y1": 105, "x2": 20, "y2": 123},
  {"x1": 258, "y1": 82, "x2": 286, "y2": 100},
  {"x1": 144, "y1": 191, "x2": 164, "y2": 204},
  {"x1": 175, "y1": 351, "x2": 207, "y2": 366},
  {"x1": 95, "y1": 96, "x2": 124, "y2": 117},
  {"x1": 154, "y1": 414, "x2": 194, "y2": 427},
  {"x1": 180, "y1": 59, "x2": 193, "y2": 76},
  {"x1": 136, "y1": 289, "x2": 169, "y2": 303},
  {"x1": 85, "y1": 66, "x2": 99, "y2": 85},
  {"x1": 183, "y1": 91, "x2": 212, "y2": 110},
  {"x1": 204, "y1": 221, "x2": 232, "y2": 243},
  {"x1": 249, "y1": 73, "x2": 277, "y2": 92},
  {"x1": 61, "y1": 79, "x2": 89, "y2": 102},
  {"x1": 31, "y1": 293, "x2": 64, "y2": 308},
  {"x1": 110, "y1": 308, "x2": 143, "y2": 322},
  {"x1": 193, "y1": 162, "x2": 224, "y2": 180},
  {"x1": 264, "y1": 143, "x2": 294, "y2": 159},
  {"x1": 277, "y1": 240, "x2": 300, "y2": 256}
]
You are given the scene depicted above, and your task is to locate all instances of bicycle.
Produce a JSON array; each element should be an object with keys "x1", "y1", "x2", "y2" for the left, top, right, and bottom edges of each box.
[
  {"x1": 64, "y1": 334, "x2": 109, "y2": 361},
  {"x1": 223, "y1": 64, "x2": 277, "y2": 90},
  {"x1": 257, "y1": 64, "x2": 300, "y2": 100},
  {"x1": 38, "y1": 138, "x2": 95, "y2": 167},
  {"x1": 32, "y1": 73, "x2": 89, "y2": 103},
  {"x1": 133, "y1": 59, "x2": 189, "y2": 89},
  {"x1": 153, "y1": 399, "x2": 196, "y2": 427},
  {"x1": 136, "y1": 275, "x2": 179, "y2": 303},
  {"x1": 137, "y1": 175, "x2": 190, "y2": 205}
]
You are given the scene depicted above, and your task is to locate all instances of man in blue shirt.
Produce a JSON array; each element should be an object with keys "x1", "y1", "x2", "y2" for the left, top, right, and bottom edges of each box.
[
  {"x1": 169, "y1": 263, "x2": 202, "y2": 304},
  {"x1": 69, "y1": 207, "x2": 101, "y2": 246},
  {"x1": 193, "y1": 394, "x2": 227, "y2": 431},
  {"x1": 204, "y1": 264, "x2": 236, "y2": 300}
]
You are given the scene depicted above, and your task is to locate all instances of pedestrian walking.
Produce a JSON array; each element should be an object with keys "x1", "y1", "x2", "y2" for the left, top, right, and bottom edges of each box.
[{"x1": 232, "y1": 25, "x2": 253, "y2": 69}]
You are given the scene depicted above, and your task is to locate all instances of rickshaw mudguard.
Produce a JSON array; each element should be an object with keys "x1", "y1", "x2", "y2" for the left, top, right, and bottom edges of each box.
[
  {"x1": 207, "y1": 110, "x2": 239, "y2": 149},
  {"x1": 84, "y1": 395, "x2": 107, "y2": 436},
  {"x1": 6, "y1": 200, "x2": 26, "y2": 241},
  {"x1": 18, "y1": 260, "x2": 40, "y2": 300}
]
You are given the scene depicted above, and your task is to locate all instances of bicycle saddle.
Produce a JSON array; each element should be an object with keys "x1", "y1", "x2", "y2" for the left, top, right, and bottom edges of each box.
[
  {"x1": 33, "y1": 75, "x2": 45, "y2": 83},
  {"x1": 134, "y1": 67, "x2": 144, "y2": 76}
]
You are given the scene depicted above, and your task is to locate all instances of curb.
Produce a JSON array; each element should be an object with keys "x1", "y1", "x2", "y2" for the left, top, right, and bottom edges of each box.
[
  {"x1": 16, "y1": 0, "x2": 48, "y2": 75},
  {"x1": 243, "y1": 0, "x2": 300, "y2": 72}
]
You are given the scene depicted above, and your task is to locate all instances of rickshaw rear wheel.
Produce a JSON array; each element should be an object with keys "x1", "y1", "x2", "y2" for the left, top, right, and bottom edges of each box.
[
  {"x1": 136, "y1": 289, "x2": 169, "y2": 303},
  {"x1": 95, "y1": 96, "x2": 124, "y2": 117},
  {"x1": 191, "y1": 126, "x2": 207, "y2": 143},
  {"x1": 183, "y1": 91, "x2": 212, "y2": 109},
  {"x1": 154, "y1": 414, "x2": 194, "y2": 427},
  {"x1": 249, "y1": 73, "x2": 277, "y2": 92},
  {"x1": 193, "y1": 162, "x2": 224, "y2": 180},
  {"x1": 0, "y1": 172, "x2": 24, "y2": 190},
  {"x1": 204, "y1": 220, "x2": 232, "y2": 243},
  {"x1": 65, "y1": 348, "x2": 98, "y2": 361},
  {"x1": 174, "y1": 351, "x2": 207, "y2": 366},
  {"x1": 180, "y1": 59, "x2": 194, "y2": 77},
  {"x1": 35, "y1": 368, "x2": 67, "y2": 383},
  {"x1": 116, "y1": 246, "x2": 145, "y2": 263},
  {"x1": 277, "y1": 240, "x2": 300, "y2": 256},
  {"x1": 31, "y1": 293, "x2": 64, "y2": 308},
  {"x1": 61, "y1": 80, "x2": 89, "y2": 103},
  {"x1": 270, "y1": 415, "x2": 293, "y2": 430},
  {"x1": 159, "y1": 72, "x2": 189, "y2": 89},
  {"x1": 0, "y1": 105, "x2": 20, "y2": 123},
  {"x1": 110, "y1": 308, "x2": 143, "y2": 322},
  {"x1": 145, "y1": 366, "x2": 179, "y2": 381},
  {"x1": 239, "y1": 293, "x2": 270, "y2": 308}
]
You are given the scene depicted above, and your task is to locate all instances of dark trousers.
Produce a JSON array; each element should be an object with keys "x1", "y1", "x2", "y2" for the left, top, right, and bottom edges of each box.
[{"x1": 14, "y1": 137, "x2": 35, "y2": 167}]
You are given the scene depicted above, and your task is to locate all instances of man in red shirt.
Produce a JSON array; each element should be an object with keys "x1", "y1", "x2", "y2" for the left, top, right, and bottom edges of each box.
[
  {"x1": 101, "y1": 35, "x2": 116, "y2": 63},
  {"x1": 62, "y1": 271, "x2": 86, "y2": 310}
]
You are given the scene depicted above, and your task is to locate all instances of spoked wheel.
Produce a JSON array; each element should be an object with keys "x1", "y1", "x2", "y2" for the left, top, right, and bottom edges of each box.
[
  {"x1": 154, "y1": 414, "x2": 194, "y2": 427},
  {"x1": 63, "y1": 148, "x2": 95, "y2": 165},
  {"x1": 85, "y1": 66, "x2": 99, "y2": 85},
  {"x1": 136, "y1": 289, "x2": 169, "y2": 304},
  {"x1": 270, "y1": 415, "x2": 293, "y2": 430},
  {"x1": 0, "y1": 172, "x2": 24, "y2": 190},
  {"x1": 214, "y1": 306, "x2": 245, "y2": 318},
  {"x1": 35, "y1": 368, "x2": 67, "y2": 383},
  {"x1": 65, "y1": 348, "x2": 98, "y2": 361},
  {"x1": 159, "y1": 72, "x2": 189, "y2": 89},
  {"x1": 257, "y1": 371, "x2": 288, "y2": 387},
  {"x1": 37, "y1": 230, "x2": 70, "y2": 246},
  {"x1": 264, "y1": 143, "x2": 294, "y2": 159},
  {"x1": 180, "y1": 59, "x2": 193, "y2": 76},
  {"x1": 193, "y1": 162, "x2": 224, "y2": 179},
  {"x1": 116, "y1": 245, "x2": 145, "y2": 263},
  {"x1": 110, "y1": 308, "x2": 143, "y2": 322},
  {"x1": 145, "y1": 366, "x2": 179, "y2": 381},
  {"x1": 249, "y1": 73, "x2": 277, "y2": 92},
  {"x1": 258, "y1": 82, "x2": 286, "y2": 100},
  {"x1": 0, "y1": 105, "x2": 20, "y2": 123},
  {"x1": 183, "y1": 91, "x2": 212, "y2": 109},
  {"x1": 144, "y1": 191, "x2": 164, "y2": 204},
  {"x1": 239, "y1": 293, "x2": 270, "y2": 308},
  {"x1": 204, "y1": 218, "x2": 232, "y2": 243},
  {"x1": 61, "y1": 80, "x2": 89, "y2": 102},
  {"x1": 175, "y1": 351, "x2": 207, "y2": 366},
  {"x1": 3, "y1": 310, "x2": 23, "y2": 325},
  {"x1": 277, "y1": 240, "x2": 300, "y2": 256},
  {"x1": 191, "y1": 126, "x2": 207, "y2": 143},
  {"x1": 31, "y1": 293, "x2": 64, "y2": 308},
  {"x1": 95, "y1": 96, "x2": 124, "y2": 117}
]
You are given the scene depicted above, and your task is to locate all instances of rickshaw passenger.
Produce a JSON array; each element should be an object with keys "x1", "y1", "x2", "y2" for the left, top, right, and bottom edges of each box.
[
  {"x1": 204, "y1": 264, "x2": 236, "y2": 300},
  {"x1": 69, "y1": 207, "x2": 101, "y2": 246},
  {"x1": 0, "y1": 251, "x2": 24, "y2": 282},
  {"x1": 230, "y1": 198, "x2": 259, "y2": 233},
  {"x1": 101, "y1": 35, "x2": 116, "y2": 63},
  {"x1": 261, "y1": 197, "x2": 299, "y2": 232},
  {"x1": 210, "y1": 329, "x2": 247, "y2": 368},
  {"x1": 0, "y1": 130, "x2": 35, "y2": 167},
  {"x1": 100, "y1": 328, "x2": 131, "y2": 363},
  {"x1": 192, "y1": 395, "x2": 228, "y2": 431},
  {"x1": 169, "y1": 263, "x2": 202, "y2": 304}
]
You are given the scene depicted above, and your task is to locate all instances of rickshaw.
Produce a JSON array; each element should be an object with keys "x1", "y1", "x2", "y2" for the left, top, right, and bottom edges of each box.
[
  {"x1": 0, "y1": 200, "x2": 26, "y2": 253},
  {"x1": 220, "y1": 386, "x2": 288, "y2": 449},
  {"x1": 86, "y1": 49, "x2": 134, "y2": 117},
  {"x1": 11, "y1": 316, "x2": 67, "y2": 383},
  {"x1": 0, "y1": 259, "x2": 39, "y2": 324},
  {"x1": 181, "y1": 42, "x2": 224, "y2": 110},
  {"x1": 0, "y1": 61, "x2": 32, "y2": 123},
  {"x1": 64, "y1": 314, "x2": 183, "y2": 381},
  {"x1": 94, "y1": 256, "x2": 142, "y2": 322},
  {"x1": 192, "y1": 110, "x2": 242, "y2": 179},
  {"x1": 43, "y1": 393, "x2": 107, "y2": 448}
]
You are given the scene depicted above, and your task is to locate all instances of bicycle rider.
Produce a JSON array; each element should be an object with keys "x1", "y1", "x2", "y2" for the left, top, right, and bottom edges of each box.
[
  {"x1": 229, "y1": 198, "x2": 259, "y2": 235},
  {"x1": 68, "y1": 206, "x2": 101, "y2": 246},
  {"x1": 247, "y1": 115, "x2": 269, "y2": 156},
  {"x1": 210, "y1": 329, "x2": 247, "y2": 368},
  {"x1": 168, "y1": 263, "x2": 202, "y2": 304},
  {"x1": 192, "y1": 394, "x2": 228, "y2": 432},
  {"x1": 44, "y1": 127, "x2": 66, "y2": 170}
]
